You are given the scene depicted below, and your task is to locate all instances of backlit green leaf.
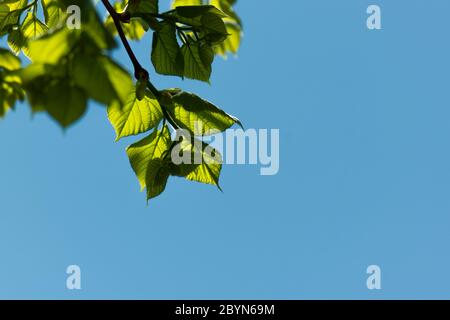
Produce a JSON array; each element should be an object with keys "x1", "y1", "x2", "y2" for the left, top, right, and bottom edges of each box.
[
  {"x1": 73, "y1": 54, "x2": 133, "y2": 105},
  {"x1": 181, "y1": 41, "x2": 214, "y2": 82},
  {"x1": 0, "y1": 47, "x2": 20, "y2": 70},
  {"x1": 108, "y1": 87, "x2": 163, "y2": 140},
  {"x1": 42, "y1": 0, "x2": 66, "y2": 29},
  {"x1": 43, "y1": 82, "x2": 88, "y2": 128},
  {"x1": 171, "y1": 0, "x2": 203, "y2": 7},
  {"x1": 170, "y1": 132, "x2": 222, "y2": 188},
  {"x1": 7, "y1": 11, "x2": 48, "y2": 56},
  {"x1": 127, "y1": 125, "x2": 172, "y2": 200},
  {"x1": 151, "y1": 21, "x2": 184, "y2": 77},
  {"x1": 28, "y1": 27, "x2": 78, "y2": 64},
  {"x1": 104, "y1": 1, "x2": 146, "y2": 41},
  {"x1": 164, "y1": 89, "x2": 241, "y2": 135},
  {"x1": 0, "y1": 0, "x2": 28, "y2": 36}
]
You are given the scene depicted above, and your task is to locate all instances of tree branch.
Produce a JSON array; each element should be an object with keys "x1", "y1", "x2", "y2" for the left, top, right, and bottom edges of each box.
[{"x1": 101, "y1": 0, "x2": 160, "y2": 98}]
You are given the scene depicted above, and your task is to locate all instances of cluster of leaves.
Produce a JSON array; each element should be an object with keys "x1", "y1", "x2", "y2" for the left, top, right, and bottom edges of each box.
[{"x1": 0, "y1": 0, "x2": 242, "y2": 202}]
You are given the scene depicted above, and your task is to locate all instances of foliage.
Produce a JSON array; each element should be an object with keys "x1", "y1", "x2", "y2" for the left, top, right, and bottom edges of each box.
[{"x1": 0, "y1": 0, "x2": 242, "y2": 201}]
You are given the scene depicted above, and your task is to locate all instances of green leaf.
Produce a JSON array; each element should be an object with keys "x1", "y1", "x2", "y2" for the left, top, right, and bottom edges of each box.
[
  {"x1": 181, "y1": 41, "x2": 214, "y2": 82},
  {"x1": 108, "y1": 87, "x2": 164, "y2": 140},
  {"x1": 164, "y1": 89, "x2": 241, "y2": 135},
  {"x1": 28, "y1": 27, "x2": 78, "y2": 64},
  {"x1": 210, "y1": 0, "x2": 242, "y2": 27},
  {"x1": 151, "y1": 21, "x2": 184, "y2": 77},
  {"x1": 0, "y1": 47, "x2": 21, "y2": 70},
  {"x1": 0, "y1": 5, "x2": 10, "y2": 34},
  {"x1": 126, "y1": 125, "x2": 172, "y2": 200},
  {"x1": 171, "y1": 0, "x2": 203, "y2": 7},
  {"x1": 170, "y1": 132, "x2": 222, "y2": 188},
  {"x1": 173, "y1": 5, "x2": 226, "y2": 23},
  {"x1": 101, "y1": 56, "x2": 134, "y2": 104},
  {"x1": 0, "y1": 0, "x2": 28, "y2": 36},
  {"x1": 0, "y1": 72, "x2": 24, "y2": 118},
  {"x1": 72, "y1": 54, "x2": 133, "y2": 105},
  {"x1": 128, "y1": 0, "x2": 159, "y2": 16},
  {"x1": 20, "y1": 11, "x2": 48, "y2": 40},
  {"x1": 8, "y1": 11, "x2": 49, "y2": 56},
  {"x1": 20, "y1": 63, "x2": 87, "y2": 126},
  {"x1": 172, "y1": 0, "x2": 242, "y2": 57},
  {"x1": 104, "y1": 1, "x2": 146, "y2": 41},
  {"x1": 81, "y1": 1, "x2": 116, "y2": 50},
  {"x1": 7, "y1": 28, "x2": 25, "y2": 55},
  {"x1": 145, "y1": 158, "x2": 171, "y2": 200},
  {"x1": 169, "y1": 5, "x2": 228, "y2": 43},
  {"x1": 215, "y1": 22, "x2": 241, "y2": 56},
  {"x1": 127, "y1": 0, "x2": 159, "y2": 30},
  {"x1": 19, "y1": 60, "x2": 88, "y2": 128},
  {"x1": 43, "y1": 82, "x2": 88, "y2": 128},
  {"x1": 41, "y1": 0, "x2": 66, "y2": 29},
  {"x1": 200, "y1": 12, "x2": 228, "y2": 43}
]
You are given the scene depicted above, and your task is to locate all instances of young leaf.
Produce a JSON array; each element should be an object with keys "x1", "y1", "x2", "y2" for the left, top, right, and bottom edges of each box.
[
  {"x1": 170, "y1": 5, "x2": 228, "y2": 43},
  {"x1": 126, "y1": 125, "x2": 172, "y2": 200},
  {"x1": 163, "y1": 89, "x2": 241, "y2": 135},
  {"x1": 173, "y1": 5, "x2": 226, "y2": 23},
  {"x1": 215, "y1": 22, "x2": 241, "y2": 56},
  {"x1": 181, "y1": 41, "x2": 214, "y2": 82},
  {"x1": 170, "y1": 132, "x2": 223, "y2": 189},
  {"x1": 20, "y1": 11, "x2": 49, "y2": 39},
  {"x1": 128, "y1": 0, "x2": 159, "y2": 16},
  {"x1": 81, "y1": 1, "x2": 117, "y2": 50},
  {"x1": 43, "y1": 82, "x2": 88, "y2": 128},
  {"x1": 0, "y1": 73, "x2": 24, "y2": 118},
  {"x1": 28, "y1": 27, "x2": 77, "y2": 64},
  {"x1": 145, "y1": 158, "x2": 171, "y2": 201},
  {"x1": 108, "y1": 87, "x2": 163, "y2": 141},
  {"x1": 7, "y1": 29, "x2": 26, "y2": 55},
  {"x1": 72, "y1": 54, "x2": 133, "y2": 105},
  {"x1": 151, "y1": 21, "x2": 184, "y2": 77},
  {"x1": 0, "y1": 48, "x2": 21, "y2": 70},
  {"x1": 41, "y1": 0, "x2": 66, "y2": 29},
  {"x1": 172, "y1": 0, "x2": 203, "y2": 7},
  {"x1": 104, "y1": 1, "x2": 146, "y2": 41},
  {"x1": 210, "y1": 0, "x2": 242, "y2": 27},
  {"x1": 0, "y1": 0, "x2": 28, "y2": 36}
]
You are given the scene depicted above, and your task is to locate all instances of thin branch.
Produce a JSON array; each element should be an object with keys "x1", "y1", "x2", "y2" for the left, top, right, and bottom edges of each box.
[
  {"x1": 101, "y1": 0, "x2": 160, "y2": 98},
  {"x1": 100, "y1": 0, "x2": 184, "y2": 132}
]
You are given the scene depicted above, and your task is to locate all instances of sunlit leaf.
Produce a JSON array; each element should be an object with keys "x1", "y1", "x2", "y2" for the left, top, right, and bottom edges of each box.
[
  {"x1": 42, "y1": 0, "x2": 66, "y2": 29},
  {"x1": 170, "y1": 132, "x2": 222, "y2": 188},
  {"x1": 127, "y1": 125, "x2": 172, "y2": 200},
  {"x1": 181, "y1": 41, "x2": 214, "y2": 82},
  {"x1": 28, "y1": 27, "x2": 78, "y2": 64},
  {"x1": 0, "y1": 0, "x2": 28, "y2": 36},
  {"x1": 104, "y1": 0, "x2": 146, "y2": 40},
  {"x1": 73, "y1": 54, "x2": 133, "y2": 105},
  {"x1": 7, "y1": 11, "x2": 48, "y2": 56},
  {"x1": 164, "y1": 89, "x2": 241, "y2": 135},
  {"x1": 108, "y1": 87, "x2": 163, "y2": 140},
  {"x1": 215, "y1": 22, "x2": 241, "y2": 56},
  {"x1": 43, "y1": 82, "x2": 88, "y2": 128},
  {"x1": 171, "y1": 0, "x2": 203, "y2": 7},
  {"x1": 151, "y1": 21, "x2": 184, "y2": 77},
  {"x1": 0, "y1": 47, "x2": 21, "y2": 70}
]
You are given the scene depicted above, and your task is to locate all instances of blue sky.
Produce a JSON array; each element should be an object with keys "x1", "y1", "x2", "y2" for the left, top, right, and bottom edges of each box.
[{"x1": 1, "y1": 0, "x2": 450, "y2": 299}]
